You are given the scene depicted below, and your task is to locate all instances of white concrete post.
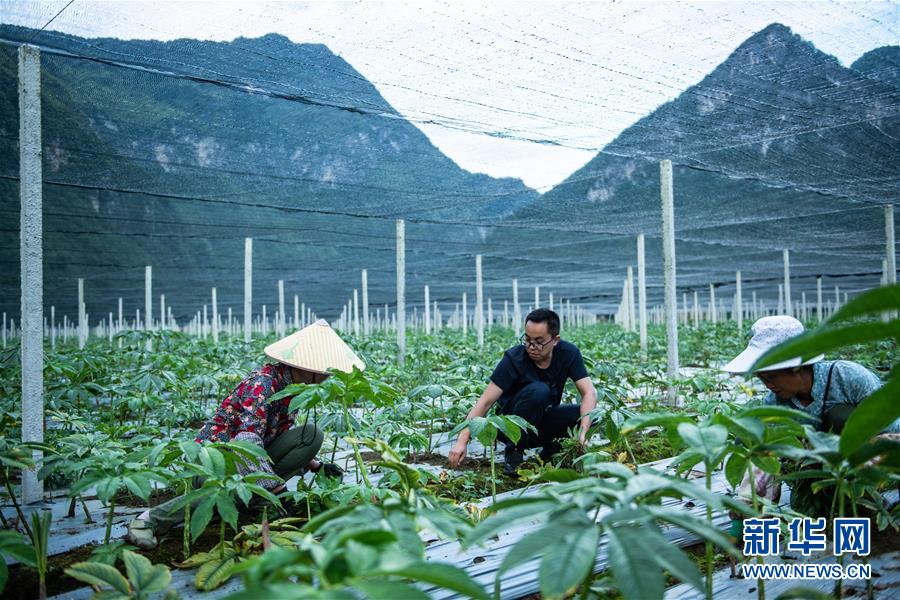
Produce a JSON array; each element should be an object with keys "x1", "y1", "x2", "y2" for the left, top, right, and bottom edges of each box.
[
  {"x1": 145, "y1": 266, "x2": 152, "y2": 332},
  {"x1": 735, "y1": 271, "x2": 743, "y2": 332},
  {"x1": 887, "y1": 206, "x2": 897, "y2": 319},
  {"x1": 816, "y1": 277, "x2": 823, "y2": 322},
  {"x1": 212, "y1": 288, "x2": 219, "y2": 344},
  {"x1": 503, "y1": 300, "x2": 509, "y2": 328},
  {"x1": 203, "y1": 304, "x2": 208, "y2": 340},
  {"x1": 396, "y1": 220, "x2": 406, "y2": 365},
  {"x1": 693, "y1": 290, "x2": 699, "y2": 326},
  {"x1": 476, "y1": 255, "x2": 484, "y2": 347},
  {"x1": 353, "y1": 289, "x2": 360, "y2": 336},
  {"x1": 462, "y1": 293, "x2": 468, "y2": 335},
  {"x1": 660, "y1": 159, "x2": 679, "y2": 405},
  {"x1": 783, "y1": 249, "x2": 792, "y2": 317},
  {"x1": 534, "y1": 286, "x2": 540, "y2": 309},
  {"x1": 752, "y1": 291, "x2": 758, "y2": 321},
  {"x1": 488, "y1": 298, "x2": 493, "y2": 329},
  {"x1": 778, "y1": 284, "x2": 784, "y2": 314},
  {"x1": 50, "y1": 305, "x2": 55, "y2": 348},
  {"x1": 513, "y1": 279, "x2": 521, "y2": 331},
  {"x1": 637, "y1": 234, "x2": 647, "y2": 353},
  {"x1": 244, "y1": 238, "x2": 253, "y2": 342},
  {"x1": 709, "y1": 284, "x2": 717, "y2": 324},
  {"x1": 626, "y1": 266, "x2": 636, "y2": 333},
  {"x1": 424, "y1": 285, "x2": 431, "y2": 335},
  {"x1": 77, "y1": 278, "x2": 85, "y2": 349},
  {"x1": 278, "y1": 279, "x2": 285, "y2": 337},
  {"x1": 361, "y1": 269, "x2": 369, "y2": 336},
  {"x1": 19, "y1": 44, "x2": 43, "y2": 503}
]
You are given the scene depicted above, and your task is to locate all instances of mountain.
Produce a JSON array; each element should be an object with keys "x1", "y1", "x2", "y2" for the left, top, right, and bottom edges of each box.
[
  {"x1": 0, "y1": 26, "x2": 539, "y2": 322},
  {"x1": 490, "y1": 24, "x2": 899, "y2": 311},
  {"x1": 851, "y1": 46, "x2": 900, "y2": 88}
]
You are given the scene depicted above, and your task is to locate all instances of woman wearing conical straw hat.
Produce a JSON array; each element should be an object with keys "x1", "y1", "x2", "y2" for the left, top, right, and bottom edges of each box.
[{"x1": 126, "y1": 320, "x2": 364, "y2": 550}]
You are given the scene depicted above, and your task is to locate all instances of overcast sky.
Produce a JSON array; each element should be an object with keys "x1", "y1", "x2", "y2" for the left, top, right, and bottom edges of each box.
[{"x1": 2, "y1": 0, "x2": 898, "y2": 188}]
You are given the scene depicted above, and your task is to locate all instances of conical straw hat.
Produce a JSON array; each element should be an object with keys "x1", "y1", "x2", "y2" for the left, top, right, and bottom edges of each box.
[{"x1": 264, "y1": 320, "x2": 365, "y2": 374}]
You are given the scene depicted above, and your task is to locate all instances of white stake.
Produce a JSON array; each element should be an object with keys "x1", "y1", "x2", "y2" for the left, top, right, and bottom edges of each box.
[
  {"x1": 396, "y1": 220, "x2": 406, "y2": 365},
  {"x1": 244, "y1": 238, "x2": 253, "y2": 342},
  {"x1": 637, "y1": 234, "x2": 647, "y2": 353},
  {"x1": 735, "y1": 270, "x2": 743, "y2": 333},
  {"x1": 783, "y1": 249, "x2": 792, "y2": 317},
  {"x1": 77, "y1": 278, "x2": 85, "y2": 349},
  {"x1": 534, "y1": 286, "x2": 539, "y2": 310},
  {"x1": 424, "y1": 285, "x2": 431, "y2": 335},
  {"x1": 660, "y1": 159, "x2": 679, "y2": 405},
  {"x1": 278, "y1": 279, "x2": 285, "y2": 337},
  {"x1": 816, "y1": 277, "x2": 823, "y2": 322},
  {"x1": 361, "y1": 269, "x2": 369, "y2": 336},
  {"x1": 145, "y1": 266, "x2": 152, "y2": 351},
  {"x1": 353, "y1": 289, "x2": 360, "y2": 336},
  {"x1": 212, "y1": 288, "x2": 219, "y2": 343},
  {"x1": 709, "y1": 283, "x2": 717, "y2": 324},
  {"x1": 513, "y1": 279, "x2": 521, "y2": 331},
  {"x1": 462, "y1": 292, "x2": 468, "y2": 335},
  {"x1": 476, "y1": 255, "x2": 484, "y2": 347}
]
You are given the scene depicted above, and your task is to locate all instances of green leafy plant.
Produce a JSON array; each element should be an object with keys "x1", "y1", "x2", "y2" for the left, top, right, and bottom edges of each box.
[
  {"x1": 0, "y1": 529, "x2": 36, "y2": 596},
  {"x1": 450, "y1": 414, "x2": 536, "y2": 503},
  {"x1": 65, "y1": 549, "x2": 177, "y2": 600}
]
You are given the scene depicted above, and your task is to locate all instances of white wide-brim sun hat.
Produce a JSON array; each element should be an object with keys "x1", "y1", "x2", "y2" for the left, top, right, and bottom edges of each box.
[
  {"x1": 264, "y1": 319, "x2": 365, "y2": 374},
  {"x1": 722, "y1": 315, "x2": 824, "y2": 374}
]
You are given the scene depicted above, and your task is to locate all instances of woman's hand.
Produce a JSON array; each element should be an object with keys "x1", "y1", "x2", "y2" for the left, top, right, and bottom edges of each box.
[{"x1": 448, "y1": 440, "x2": 468, "y2": 469}]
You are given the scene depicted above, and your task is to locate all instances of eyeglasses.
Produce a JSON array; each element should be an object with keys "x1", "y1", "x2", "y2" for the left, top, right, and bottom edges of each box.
[{"x1": 520, "y1": 333, "x2": 555, "y2": 351}]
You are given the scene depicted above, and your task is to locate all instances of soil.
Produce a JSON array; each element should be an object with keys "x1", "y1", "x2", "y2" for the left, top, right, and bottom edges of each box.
[{"x1": 3, "y1": 509, "x2": 267, "y2": 599}]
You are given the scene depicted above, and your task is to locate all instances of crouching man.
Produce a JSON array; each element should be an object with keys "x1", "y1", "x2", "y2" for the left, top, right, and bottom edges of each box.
[{"x1": 448, "y1": 309, "x2": 597, "y2": 474}]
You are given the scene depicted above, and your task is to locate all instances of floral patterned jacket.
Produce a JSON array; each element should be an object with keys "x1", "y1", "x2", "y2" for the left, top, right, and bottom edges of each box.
[{"x1": 195, "y1": 363, "x2": 297, "y2": 487}]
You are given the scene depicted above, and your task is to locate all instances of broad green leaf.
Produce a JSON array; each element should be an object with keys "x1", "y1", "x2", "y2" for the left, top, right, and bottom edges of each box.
[
  {"x1": 497, "y1": 527, "x2": 552, "y2": 577},
  {"x1": 752, "y1": 321, "x2": 900, "y2": 372},
  {"x1": 217, "y1": 495, "x2": 239, "y2": 530},
  {"x1": 621, "y1": 413, "x2": 693, "y2": 434},
  {"x1": 65, "y1": 562, "x2": 131, "y2": 595},
  {"x1": 380, "y1": 562, "x2": 488, "y2": 600},
  {"x1": 122, "y1": 550, "x2": 171, "y2": 594},
  {"x1": 0, "y1": 560, "x2": 7, "y2": 595},
  {"x1": 352, "y1": 580, "x2": 429, "y2": 600},
  {"x1": 606, "y1": 525, "x2": 664, "y2": 600},
  {"x1": 467, "y1": 500, "x2": 554, "y2": 546},
  {"x1": 538, "y1": 524, "x2": 599, "y2": 599},
  {"x1": 539, "y1": 468, "x2": 582, "y2": 483},
  {"x1": 123, "y1": 474, "x2": 152, "y2": 501},
  {"x1": 191, "y1": 496, "x2": 217, "y2": 542},
  {"x1": 492, "y1": 416, "x2": 523, "y2": 445},
  {"x1": 751, "y1": 455, "x2": 780, "y2": 474},
  {"x1": 828, "y1": 285, "x2": 900, "y2": 324},
  {"x1": 724, "y1": 453, "x2": 748, "y2": 489},
  {"x1": 839, "y1": 379, "x2": 900, "y2": 457},
  {"x1": 196, "y1": 555, "x2": 237, "y2": 591},
  {"x1": 677, "y1": 423, "x2": 727, "y2": 459},
  {"x1": 738, "y1": 406, "x2": 812, "y2": 422}
]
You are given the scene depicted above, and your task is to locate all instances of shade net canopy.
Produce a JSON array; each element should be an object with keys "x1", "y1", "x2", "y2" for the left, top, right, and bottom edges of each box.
[{"x1": 1, "y1": 1, "x2": 897, "y2": 325}]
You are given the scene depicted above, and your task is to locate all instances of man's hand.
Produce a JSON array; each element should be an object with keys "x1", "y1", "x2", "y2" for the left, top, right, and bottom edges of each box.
[
  {"x1": 448, "y1": 440, "x2": 468, "y2": 469},
  {"x1": 578, "y1": 427, "x2": 588, "y2": 448}
]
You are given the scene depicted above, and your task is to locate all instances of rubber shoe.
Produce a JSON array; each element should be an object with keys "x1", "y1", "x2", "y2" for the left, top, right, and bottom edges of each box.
[
  {"x1": 503, "y1": 446, "x2": 524, "y2": 475},
  {"x1": 125, "y1": 518, "x2": 158, "y2": 550}
]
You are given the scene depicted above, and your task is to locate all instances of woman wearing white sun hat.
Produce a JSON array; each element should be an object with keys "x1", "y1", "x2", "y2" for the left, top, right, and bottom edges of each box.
[
  {"x1": 126, "y1": 320, "x2": 364, "y2": 549},
  {"x1": 723, "y1": 315, "x2": 896, "y2": 435},
  {"x1": 723, "y1": 315, "x2": 898, "y2": 506}
]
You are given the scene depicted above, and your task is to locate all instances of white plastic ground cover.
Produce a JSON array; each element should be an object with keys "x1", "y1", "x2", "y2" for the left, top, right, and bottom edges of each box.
[{"x1": 1, "y1": 492, "x2": 145, "y2": 563}]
